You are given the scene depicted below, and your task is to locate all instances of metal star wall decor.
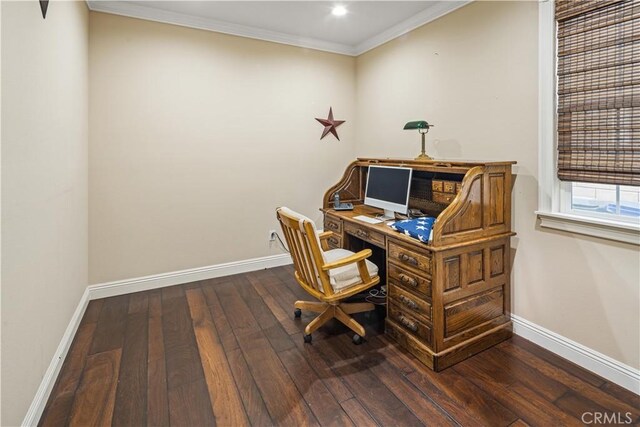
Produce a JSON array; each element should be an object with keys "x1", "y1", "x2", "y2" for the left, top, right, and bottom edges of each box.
[{"x1": 315, "y1": 107, "x2": 345, "y2": 141}]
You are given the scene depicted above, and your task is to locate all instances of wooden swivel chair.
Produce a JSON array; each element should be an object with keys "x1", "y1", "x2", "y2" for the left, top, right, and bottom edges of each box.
[{"x1": 276, "y1": 207, "x2": 380, "y2": 344}]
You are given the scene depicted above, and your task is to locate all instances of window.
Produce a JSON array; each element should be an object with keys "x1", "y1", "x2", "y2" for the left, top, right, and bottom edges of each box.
[
  {"x1": 568, "y1": 182, "x2": 640, "y2": 221},
  {"x1": 536, "y1": 0, "x2": 639, "y2": 244}
]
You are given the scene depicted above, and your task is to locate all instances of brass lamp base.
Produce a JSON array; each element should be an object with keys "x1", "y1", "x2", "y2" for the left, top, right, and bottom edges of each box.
[
  {"x1": 415, "y1": 153, "x2": 433, "y2": 161},
  {"x1": 404, "y1": 120, "x2": 435, "y2": 161},
  {"x1": 414, "y1": 130, "x2": 433, "y2": 161}
]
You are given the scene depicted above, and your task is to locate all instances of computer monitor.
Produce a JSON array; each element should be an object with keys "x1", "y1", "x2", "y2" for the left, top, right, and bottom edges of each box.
[{"x1": 364, "y1": 165, "x2": 413, "y2": 220}]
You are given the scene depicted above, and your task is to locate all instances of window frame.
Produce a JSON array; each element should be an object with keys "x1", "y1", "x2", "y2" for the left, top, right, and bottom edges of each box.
[{"x1": 535, "y1": 0, "x2": 640, "y2": 245}]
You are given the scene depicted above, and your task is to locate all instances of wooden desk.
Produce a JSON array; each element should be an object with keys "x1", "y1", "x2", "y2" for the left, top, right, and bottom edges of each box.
[{"x1": 323, "y1": 158, "x2": 516, "y2": 371}]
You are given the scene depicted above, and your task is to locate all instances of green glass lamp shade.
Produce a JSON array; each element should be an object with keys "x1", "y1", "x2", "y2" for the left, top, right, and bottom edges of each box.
[
  {"x1": 403, "y1": 120, "x2": 430, "y2": 130},
  {"x1": 403, "y1": 120, "x2": 434, "y2": 161}
]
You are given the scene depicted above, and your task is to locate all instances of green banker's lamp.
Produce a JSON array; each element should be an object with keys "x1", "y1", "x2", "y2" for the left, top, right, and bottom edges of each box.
[{"x1": 404, "y1": 120, "x2": 434, "y2": 161}]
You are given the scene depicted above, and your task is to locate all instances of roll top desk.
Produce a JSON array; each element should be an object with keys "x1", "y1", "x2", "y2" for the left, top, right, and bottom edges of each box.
[{"x1": 322, "y1": 158, "x2": 516, "y2": 371}]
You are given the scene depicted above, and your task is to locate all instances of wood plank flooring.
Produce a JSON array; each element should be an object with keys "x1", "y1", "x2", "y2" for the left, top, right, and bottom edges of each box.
[{"x1": 39, "y1": 265, "x2": 640, "y2": 426}]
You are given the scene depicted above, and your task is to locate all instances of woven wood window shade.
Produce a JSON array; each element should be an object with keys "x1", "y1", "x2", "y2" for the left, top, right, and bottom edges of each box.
[{"x1": 556, "y1": 0, "x2": 639, "y2": 186}]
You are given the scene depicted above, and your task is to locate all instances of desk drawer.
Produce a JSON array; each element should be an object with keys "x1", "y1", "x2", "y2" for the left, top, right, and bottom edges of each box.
[
  {"x1": 388, "y1": 241, "x2": 432, "y2": 275},
  {"x1": 433, "y1": 191, "x2": 456, "y2": 205},
  {"x1": 327, "y1": 233, "x2": 341, "y2": 249},
  {"x1": 388, "y1": 303, "x2": 432, "y2": 344},
  {"x1": 388, "y1": 262, "x2": 431, "y2": 297},
  {"x1": 344, "y1": 221, "x2": 385, "y2": 248},
  {"x1": 324, "y1": 215, "x2": 342, "y2": 234},
  {"x1": 443, "y1": 181, "x2": 456, "y2": 193},
  {"x1": 388, "y1": 284, "x2": 432, "y2": 323},
  {"x1": 432, "y1": 179, "x2": 461, "y2": 194},
  {"x1": 386, "y1": 320, "x2": 434, "y2": 365}
]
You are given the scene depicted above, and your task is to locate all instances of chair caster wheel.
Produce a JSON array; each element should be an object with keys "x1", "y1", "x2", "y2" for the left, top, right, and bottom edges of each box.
[
  {"x1": 352, "y1": 334, "x2": 364, "y2": 345},
  {"x1": 303, "y1": 334, "x2": 312, "y2": 344},
  {"x1": 294, "y1": 308, "x2": 302, "y2": 318}
]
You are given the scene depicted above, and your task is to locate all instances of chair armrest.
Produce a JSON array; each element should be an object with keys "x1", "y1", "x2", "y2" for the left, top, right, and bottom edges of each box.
[
  {"x1": 317, "y1": 231, "x2": 334, "y2": 250},
  {"x1": 317, "y1": 231, "x2": 333, "y2": 241},
  {"x1": 321, "y1": 249, "x2": 372, "y2": 271}
]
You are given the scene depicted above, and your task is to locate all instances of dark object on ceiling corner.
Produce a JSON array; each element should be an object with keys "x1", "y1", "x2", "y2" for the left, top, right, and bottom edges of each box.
[{"x1": 40, "y1": 0, "x2": 49, "y2": 19}]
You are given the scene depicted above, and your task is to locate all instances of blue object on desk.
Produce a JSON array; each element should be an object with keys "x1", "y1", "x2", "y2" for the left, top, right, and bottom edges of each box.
[{"x1": 390, "y1": 217, "x2": 436, "y2": 243}]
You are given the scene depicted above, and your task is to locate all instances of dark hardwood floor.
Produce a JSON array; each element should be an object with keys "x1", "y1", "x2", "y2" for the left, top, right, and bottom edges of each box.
[{"x1": 39, "y1": 265, "x2": 640, "y2": 426}]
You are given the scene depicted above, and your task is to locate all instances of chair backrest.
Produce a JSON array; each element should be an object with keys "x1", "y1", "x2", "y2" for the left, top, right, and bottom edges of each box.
[{"x1": 276, "y1": 207, "x2": 333, "y2": 297}]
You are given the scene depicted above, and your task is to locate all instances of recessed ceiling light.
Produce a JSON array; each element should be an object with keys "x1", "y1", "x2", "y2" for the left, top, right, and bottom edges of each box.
[{"x1": 332, "y1": 5, "x2": 347, "y2": 17}]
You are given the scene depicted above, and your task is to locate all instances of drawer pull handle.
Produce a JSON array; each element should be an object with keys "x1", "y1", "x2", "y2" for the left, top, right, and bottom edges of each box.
[
  {"x1": 356, "y1": 229, "x2": 369, "y2": 238},
  {"x1": 399, "y1": 295, "x2": 418, "y2": 310},
  {"x1": 398, "y1": 315, "x2": 418, "y2": 332},
  {"x1": 329, "y1": 237, "x2": 338, "y2": 245},
  {"x1": 399, "y1": 274, "x2": 418, "y2": 287},
  {"x1": 399, "y1": 253, "x2": 418, "y2": 266},
  {"x1": 328, "y1": 222, "x2": 339, "y2": 230}
]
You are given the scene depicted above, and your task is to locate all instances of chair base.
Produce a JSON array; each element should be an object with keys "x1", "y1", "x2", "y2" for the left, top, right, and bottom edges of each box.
[{"x1": 294, "y1": 300, "x2": 375, "y2": 337}]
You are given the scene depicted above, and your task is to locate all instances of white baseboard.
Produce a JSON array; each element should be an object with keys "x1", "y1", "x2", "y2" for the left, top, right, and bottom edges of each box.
[
  {"x1": 512, "y1": 314, "x2": 640, "y2": 395},
  {"x1": 87, "y1": 253, "x2": 292, "y2": 299},
  {"x1": 22, "y1": 253, "x2": 292, "y2": 426},
  {"x1": 22, "y1": 288, "x2": 90, "y2": 427}
]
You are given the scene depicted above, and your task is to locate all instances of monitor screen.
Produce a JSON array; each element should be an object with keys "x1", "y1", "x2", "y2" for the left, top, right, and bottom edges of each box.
[{"x1": 364, "y1": 165, "x2": 413, "y2": 215}]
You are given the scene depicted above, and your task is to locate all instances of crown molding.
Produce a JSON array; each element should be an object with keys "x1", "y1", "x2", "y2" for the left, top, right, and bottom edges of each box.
[
  {"x1": 86, "y1": 1, "x2": 473, "y2": 57},
  {"x1": 353, "y1": 1, "x2": 472, "y2": 55},
  {"x1": 86, "y1": 1, "x2": 357, "y2": 55}
]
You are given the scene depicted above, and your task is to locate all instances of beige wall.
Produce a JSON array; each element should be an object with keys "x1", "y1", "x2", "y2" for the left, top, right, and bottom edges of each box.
[
  {"x1": 89, "y1": 13, "x2": 356, "y2": 284},
  {"x1": 356, "y1": 1, "x2": 639, "y2": 368},
  {"x1": 1, "y1": 1, "x2": 89, "y2": 425}
]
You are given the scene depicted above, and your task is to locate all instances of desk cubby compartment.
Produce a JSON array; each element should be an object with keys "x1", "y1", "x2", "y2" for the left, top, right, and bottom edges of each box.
[
  {"x1": 344, "y1": 221, "x2": 385, "y2": 248},
  {"x1": 432, "y1": 179, "x2": 460, "y2": 194},
  {"x1": 388, "y1": 303, "x2": 432, "y2": 345},
  {"x1": 443, "y1": 181, "x2": 456, "y2": 193},
  {"x1": 388, "y1": 283, "x2": 432, "y2": 323},
  {"x1": 431, "y1": 178, "x2": 463, "y2": 206},
  {"x1": 387, "y1": 262, "x2": 431, "y2": 297},
  {"x1": 388, "y1": 240, "x2": 432, "y2": 276}
]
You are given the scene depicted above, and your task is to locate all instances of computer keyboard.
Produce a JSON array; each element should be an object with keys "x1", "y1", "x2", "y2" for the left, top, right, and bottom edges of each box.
[{"x1": 354, "y1": 215, "x2": 383, "y2": 224}]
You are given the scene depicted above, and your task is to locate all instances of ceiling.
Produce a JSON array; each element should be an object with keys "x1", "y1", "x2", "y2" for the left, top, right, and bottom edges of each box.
[{"x1": 87, "y1": 1, "x2": 471, "y2": 56}]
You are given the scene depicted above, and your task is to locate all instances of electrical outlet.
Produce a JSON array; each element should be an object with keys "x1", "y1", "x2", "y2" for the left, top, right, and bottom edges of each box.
[{"x1": 268, "y1": 230, "x2": 277, "y2": 242}]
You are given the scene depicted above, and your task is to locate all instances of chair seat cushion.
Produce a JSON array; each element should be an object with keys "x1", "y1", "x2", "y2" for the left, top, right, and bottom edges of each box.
[{"x1": 324, "y1": 248, "x2": 379, "y2": 292}]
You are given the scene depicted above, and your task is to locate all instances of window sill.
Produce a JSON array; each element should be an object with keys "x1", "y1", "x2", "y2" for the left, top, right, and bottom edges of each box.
[{"x1": 536, "y1": 211, "x2": 640, "y2": 245}]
